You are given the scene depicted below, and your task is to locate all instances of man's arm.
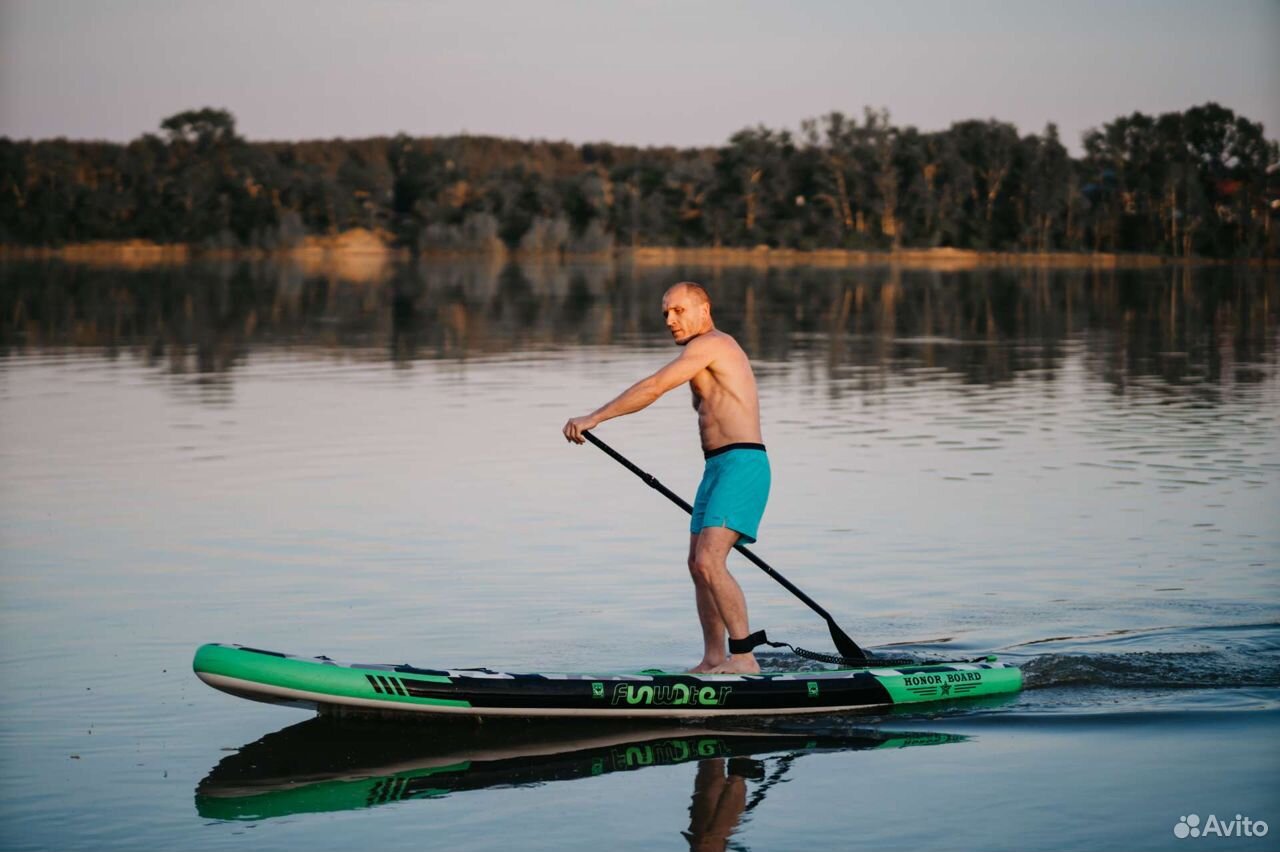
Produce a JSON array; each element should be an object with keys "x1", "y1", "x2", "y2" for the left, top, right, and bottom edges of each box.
[{"x1": 563, "y1": 337, "x2": 715, "y2": 443}]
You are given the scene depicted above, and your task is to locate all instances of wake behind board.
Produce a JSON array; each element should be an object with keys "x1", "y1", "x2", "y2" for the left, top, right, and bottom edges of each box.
[{"x1": 194, "y1": 643, "x2": 1022, "y2": 719}]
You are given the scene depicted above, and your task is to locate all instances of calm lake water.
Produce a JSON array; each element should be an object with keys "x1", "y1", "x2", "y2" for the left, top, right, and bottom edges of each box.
[{"x1": 0, "y1": 258, "x2": 1277, "y2": 851}]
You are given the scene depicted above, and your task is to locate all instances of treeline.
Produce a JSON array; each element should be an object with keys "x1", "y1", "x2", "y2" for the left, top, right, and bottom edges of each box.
[{"x1": 2, "y1": 104, "x2": 1276, "y2": 257}]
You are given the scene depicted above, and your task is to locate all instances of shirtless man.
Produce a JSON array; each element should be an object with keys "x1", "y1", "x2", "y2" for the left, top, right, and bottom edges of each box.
[{"x1": 563, "y1": 282, "x2": 769, "y2": 674}]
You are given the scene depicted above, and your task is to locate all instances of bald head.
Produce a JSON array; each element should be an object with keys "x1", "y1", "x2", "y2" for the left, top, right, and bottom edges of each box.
[
  {"x1": 662, "y1": 281, "x2": 714, "y2": 345},
  {"x1": 665, "y1": 281, "x2": 712, "y2": 312}
]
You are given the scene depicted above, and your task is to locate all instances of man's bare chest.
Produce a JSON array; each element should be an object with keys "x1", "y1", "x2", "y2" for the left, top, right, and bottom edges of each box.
[{"x1": 689, "y1": 369, "x2": 719, "y2": 400}]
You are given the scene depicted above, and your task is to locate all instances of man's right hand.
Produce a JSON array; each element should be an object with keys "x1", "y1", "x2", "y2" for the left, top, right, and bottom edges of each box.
[{"x1": 562, "y1": 415, "x2": 598, "y2": 444}]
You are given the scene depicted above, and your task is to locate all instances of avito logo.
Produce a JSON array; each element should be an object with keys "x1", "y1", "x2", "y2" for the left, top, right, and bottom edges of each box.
[{"x1": 1174, "y1": 814, "x2": 1269, "y2": 839}]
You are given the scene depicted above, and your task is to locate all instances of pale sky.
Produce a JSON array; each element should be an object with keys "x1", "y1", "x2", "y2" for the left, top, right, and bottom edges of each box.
[{"x1": 1, "y1": 0, "x2": 1276, "y2": 153}]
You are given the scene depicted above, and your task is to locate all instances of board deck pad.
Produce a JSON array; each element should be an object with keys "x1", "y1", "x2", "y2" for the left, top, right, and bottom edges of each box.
[{"x1": 193, "y1": 643, "x2": 1022, "y2": 718}]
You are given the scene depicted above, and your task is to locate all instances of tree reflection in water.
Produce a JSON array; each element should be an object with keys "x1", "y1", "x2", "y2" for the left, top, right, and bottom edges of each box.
[{"x1": 2, "y1": 259, "x2": 1273, "y2": 403}]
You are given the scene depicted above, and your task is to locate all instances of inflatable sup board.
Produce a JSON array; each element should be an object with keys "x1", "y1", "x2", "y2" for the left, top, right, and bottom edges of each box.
[{"x1": 194, "y1": 643, "x2": 1022, "y2": 719}]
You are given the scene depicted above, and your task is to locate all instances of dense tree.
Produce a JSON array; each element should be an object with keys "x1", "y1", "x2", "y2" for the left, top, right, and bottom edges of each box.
[
  {"x1": 0, "y1": 103, "x2": 1275, "y2": 257},
  {"x1": 1018, "y1": 124, "x2": 1072, "y2": 251}
]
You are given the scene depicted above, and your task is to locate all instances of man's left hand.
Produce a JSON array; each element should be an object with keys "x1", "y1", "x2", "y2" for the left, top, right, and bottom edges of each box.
[{"x1": 563, "y1": 416, "x2": 598, "y2": 444}]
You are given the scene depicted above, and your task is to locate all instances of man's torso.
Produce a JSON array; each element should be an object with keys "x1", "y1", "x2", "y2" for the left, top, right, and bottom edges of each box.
[{"x1": 688, "y1": 331, "x2": 763, "y2": 452}]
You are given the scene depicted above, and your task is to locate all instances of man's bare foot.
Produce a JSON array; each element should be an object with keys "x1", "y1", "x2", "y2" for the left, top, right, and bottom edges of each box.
[
  {"x1": 689, "y1": 657, "x2": 726, "y2": 673},
  {"x1": 707, "y1": 654, "x2": 760, "y2": 675}
]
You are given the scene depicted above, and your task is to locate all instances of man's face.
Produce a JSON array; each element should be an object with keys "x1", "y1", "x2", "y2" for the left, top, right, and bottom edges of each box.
[{"x1": 662, "y1": 289, "x2": 708, "y2": 345}]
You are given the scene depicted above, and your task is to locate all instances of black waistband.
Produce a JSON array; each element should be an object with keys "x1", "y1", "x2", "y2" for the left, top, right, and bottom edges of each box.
[{"x1": 704, "y1": 442, "x2": 767, "y2": 459}]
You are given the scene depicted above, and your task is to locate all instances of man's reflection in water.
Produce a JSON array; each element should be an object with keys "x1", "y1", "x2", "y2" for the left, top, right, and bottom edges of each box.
[{"x1": 684, "y1": 756, "x2": 766, "y2": 851}]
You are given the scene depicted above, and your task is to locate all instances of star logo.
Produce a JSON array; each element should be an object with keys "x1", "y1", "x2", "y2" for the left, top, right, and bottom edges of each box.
[{"x1": 941, "y1": 682, "x2": 951, "y2": 696}]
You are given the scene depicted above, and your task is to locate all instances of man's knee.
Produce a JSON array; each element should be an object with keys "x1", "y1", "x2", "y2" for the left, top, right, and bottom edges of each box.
[{"x1": 689, "y1": 550, "x2": 723, "y2": 584}]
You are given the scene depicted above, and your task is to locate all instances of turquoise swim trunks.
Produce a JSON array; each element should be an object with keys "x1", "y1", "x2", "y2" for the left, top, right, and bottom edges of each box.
[{"x1": 690, "y1": 443, "x2": 771, "y2": 544}]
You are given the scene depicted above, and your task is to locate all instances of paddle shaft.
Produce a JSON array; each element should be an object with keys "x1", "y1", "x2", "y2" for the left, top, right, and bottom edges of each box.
[{"x1": 582, "y1": 431, "x2": 867, "y2": 660}]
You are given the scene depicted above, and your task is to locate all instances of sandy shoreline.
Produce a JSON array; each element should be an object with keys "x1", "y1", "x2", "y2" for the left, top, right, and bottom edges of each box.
[{"x1": 1, "y1": 234, "x2": 1270, "y2": 273}]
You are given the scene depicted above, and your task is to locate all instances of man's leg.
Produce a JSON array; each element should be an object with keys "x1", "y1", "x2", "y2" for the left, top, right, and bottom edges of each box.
[
  {"x1": 690, "y1": 525, "x2": 760, "y2": 675},
  {"x1": 686, "y1": 758, "x2": 747, "y2": 848},
  {"x1": 688, "y1": 533, "x2": 728, "y2": 673}
]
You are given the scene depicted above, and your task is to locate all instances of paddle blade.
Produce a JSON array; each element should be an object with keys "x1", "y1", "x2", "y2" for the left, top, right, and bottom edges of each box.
[{"x1": 828, "y1": 620, "x2": 868, "y2": 662}]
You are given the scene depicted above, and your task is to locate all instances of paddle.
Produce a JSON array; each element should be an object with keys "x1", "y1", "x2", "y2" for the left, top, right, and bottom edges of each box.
[{"x1": 581, "y1": 430, "x2": 870, "y2": 662}]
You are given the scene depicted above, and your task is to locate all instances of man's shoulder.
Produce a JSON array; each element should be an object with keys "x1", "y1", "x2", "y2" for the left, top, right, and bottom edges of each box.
[{"x1": 688, "y1": 329, "x2": 739, "y2": 353}]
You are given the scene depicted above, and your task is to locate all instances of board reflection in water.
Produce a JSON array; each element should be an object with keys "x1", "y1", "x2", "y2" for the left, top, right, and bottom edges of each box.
[{"x1": 196, "y1": 716, "x2": 964, "y2": 847}]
